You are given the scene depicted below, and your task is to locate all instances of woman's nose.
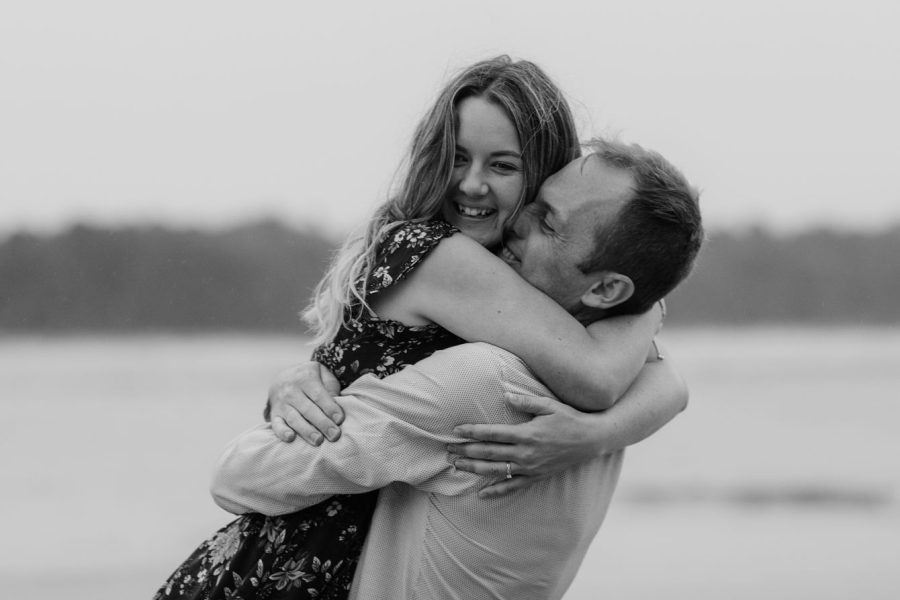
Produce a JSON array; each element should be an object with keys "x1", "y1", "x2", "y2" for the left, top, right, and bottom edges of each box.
[{"x1": 458, "y1": 167, "x2": 489, "y2": 197}]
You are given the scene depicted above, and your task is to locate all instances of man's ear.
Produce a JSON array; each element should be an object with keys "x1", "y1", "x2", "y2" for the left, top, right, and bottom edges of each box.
[{"x1": 581, "y1": 272, "x2": 634, "y2": 310}]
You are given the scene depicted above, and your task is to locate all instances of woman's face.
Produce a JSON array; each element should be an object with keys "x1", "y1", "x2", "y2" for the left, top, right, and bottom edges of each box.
[{"x1": 441, "y1": 95, "x2": 524, "y2": 248}]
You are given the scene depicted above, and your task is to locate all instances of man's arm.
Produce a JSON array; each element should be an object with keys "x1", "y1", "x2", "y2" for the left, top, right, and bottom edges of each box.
[{"x1": 211, "y1": 344, "x2": 515, "y2": 516}]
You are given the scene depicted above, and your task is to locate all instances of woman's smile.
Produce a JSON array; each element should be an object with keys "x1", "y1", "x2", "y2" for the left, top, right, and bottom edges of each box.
[{"x1": 452, "y1": 202, "x2": 497, "y2": 219}]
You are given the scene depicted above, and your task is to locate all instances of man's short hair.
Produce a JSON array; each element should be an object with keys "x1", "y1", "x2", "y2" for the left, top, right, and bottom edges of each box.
[{"x1": 579, "y1": 138, "x2": 704, "y2": 317}]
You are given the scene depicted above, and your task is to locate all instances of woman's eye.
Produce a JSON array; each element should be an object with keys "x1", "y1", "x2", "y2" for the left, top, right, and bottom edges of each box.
[
  {"x1": 453, "y1": 153, "x2": 468, "y2": 167},
  {"x1": 493, "y1": 161, "x2": 521, "y2": 173}
]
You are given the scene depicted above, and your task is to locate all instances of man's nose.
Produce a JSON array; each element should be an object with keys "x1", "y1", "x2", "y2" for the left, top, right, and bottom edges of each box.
[
  {"x1": 505, "y1": 220, "x2": 524, "y2": 241},
  {"x1": 511, "y1": 205, "x2": 535, "y2": 237},
  {"x1": 458, "y1": 167, "x2": 488, "y2": 198}
]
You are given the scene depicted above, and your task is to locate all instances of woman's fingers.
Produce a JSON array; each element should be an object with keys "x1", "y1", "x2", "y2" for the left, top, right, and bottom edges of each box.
[
  {"x1": 452, "y1": 394, "x2": 559, "y2": 441},
  {"x1": 451, "y1": 457, "x2": 544, "y2": 496},
  {"x1": 447, "y1": 442, "x2": 515, "y2": 462},
  {"x1": 451, "y1": 457, "x2": 529, "y2": 478},
  {"x1": 452, "y1": 423, "x2": 528, "y2": 444},
  {"x1": 504, "y1": 392, "x2": 557, "y2": 416},
  {"x1": 477, "y1": 475, "x2": 534, "y2": 498}
]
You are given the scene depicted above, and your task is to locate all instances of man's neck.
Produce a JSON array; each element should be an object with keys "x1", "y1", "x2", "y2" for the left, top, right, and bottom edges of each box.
[{"x1": 573, "y1": 304, "x2": 608, "y2": 326}]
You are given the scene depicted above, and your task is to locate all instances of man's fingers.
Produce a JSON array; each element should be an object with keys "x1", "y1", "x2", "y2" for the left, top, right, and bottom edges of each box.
[
  {"x1": 452, "y1": 423, "x2": 528, "y2": 444},
  {"x1": 270, "y1": 361, "x2": 344, "y2": 426},
  {"x1": 318, "y1": 364, "x2": 343, "y2": 405},
  {"x1": 447, "y1": 442, "x2": 516, "y2": 462},
  {"x1": 305, "y1": 385, "x2": 345, "y2": 426},
  {"x1": 278, "y1": 408, "x2": 327, "y2": 446},
  {"x1": 477, "y1": 476, "x2": 533, "y2": 498},
  {"x1": 279, "y1": 399, "x2": 342, "y2": 442},
  {"x1": 302, "y1": 401, "x2": 342, "y2": 441},
  {"x1": 270, "y1": 417, "x2": 296, "y2": 443}
]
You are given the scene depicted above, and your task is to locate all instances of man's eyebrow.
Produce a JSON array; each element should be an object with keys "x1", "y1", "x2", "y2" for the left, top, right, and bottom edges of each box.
[{"x1": 534, "y1": 197, "x2": 559, "y2": 220}]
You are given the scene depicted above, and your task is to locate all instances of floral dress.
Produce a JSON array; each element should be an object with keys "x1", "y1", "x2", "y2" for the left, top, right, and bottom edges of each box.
[{"x1": 154, "y1": 220, "x2": 464, "y2": 600}]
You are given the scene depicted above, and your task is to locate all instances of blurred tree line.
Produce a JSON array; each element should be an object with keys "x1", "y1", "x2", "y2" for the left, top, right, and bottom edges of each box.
[
  {"x1": 0, "y1": 220, "x2": 332, "y2": 332},
  {"x1": 1, "y1": 220, "x2": 898, "y2": 332},
  {"x1": 668, "y1": 225, "x2": 900, "y2": 325}
]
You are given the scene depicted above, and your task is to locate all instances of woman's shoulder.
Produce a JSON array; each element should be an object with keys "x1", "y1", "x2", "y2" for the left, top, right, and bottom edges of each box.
[
  {"x1": 366, "y1": 219, "x2": 459, "y2": 294},
  {"x1": 378, "y1": 219, "x2": 458, "y2": 254}
]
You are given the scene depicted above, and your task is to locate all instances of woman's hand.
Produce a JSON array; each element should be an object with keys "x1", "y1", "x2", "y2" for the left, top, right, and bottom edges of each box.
[
  {"x1": 449, "y1": 354, "x2": 688, "y2": 497},
  {"x1": 448, "y1": 393, "x2": 603, "y2": 498},
  {"x1": 267, "y1": 362, "x2": 343, "y2": 445}
]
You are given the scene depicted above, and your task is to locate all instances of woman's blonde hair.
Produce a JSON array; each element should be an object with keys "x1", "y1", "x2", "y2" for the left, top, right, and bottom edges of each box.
[{"x1": 303, "y1": 56, "x2": 580, "y2": 346}]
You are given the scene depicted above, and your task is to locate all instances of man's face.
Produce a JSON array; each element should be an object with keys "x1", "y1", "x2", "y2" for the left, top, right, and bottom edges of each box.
[{"x1": 499, "y1": 155, "x2": 634, "y2": 313}]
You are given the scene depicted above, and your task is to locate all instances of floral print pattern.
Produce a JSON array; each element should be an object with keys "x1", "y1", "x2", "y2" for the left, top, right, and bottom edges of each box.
[{"x1": 154, "y1": 220, "x2": 463, "y2": 600}]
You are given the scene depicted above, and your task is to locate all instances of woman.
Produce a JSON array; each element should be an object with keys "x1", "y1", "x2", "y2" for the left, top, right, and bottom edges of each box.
[{"x1": 155, "y1": 56, "x2": 685, "y2": 600}]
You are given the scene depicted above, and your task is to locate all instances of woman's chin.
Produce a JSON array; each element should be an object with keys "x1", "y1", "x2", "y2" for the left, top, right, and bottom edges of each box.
[
  {"x1": 446, "y1": 217, "x2": 501, "y2": 248},
  {"x1": 458, "y1": 227, "x2": 500, "y2": 249}
]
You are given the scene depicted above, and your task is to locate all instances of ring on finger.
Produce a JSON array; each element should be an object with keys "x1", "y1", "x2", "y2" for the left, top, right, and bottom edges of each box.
[{"x1": 505, "y1": 462, "x2": 513, "y2": 480}]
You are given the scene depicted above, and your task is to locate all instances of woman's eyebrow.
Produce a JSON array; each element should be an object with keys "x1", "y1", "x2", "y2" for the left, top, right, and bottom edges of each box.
[{"x1": 491, "y1": 150, "x2": 523, "y2": 159}]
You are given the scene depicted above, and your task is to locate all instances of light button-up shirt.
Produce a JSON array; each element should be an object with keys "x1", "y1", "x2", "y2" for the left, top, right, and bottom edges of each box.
[{"x1": 212, "y1": 343, "x2": 623, "y2": 600}]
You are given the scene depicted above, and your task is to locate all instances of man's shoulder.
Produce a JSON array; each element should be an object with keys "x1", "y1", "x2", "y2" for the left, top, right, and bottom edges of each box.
[
  {"x1": 429, "y1": 342, "x2": 525, "y2": 368},
  {"x1": 426, "y1": 343, "x2": 549, "y2": 397}
]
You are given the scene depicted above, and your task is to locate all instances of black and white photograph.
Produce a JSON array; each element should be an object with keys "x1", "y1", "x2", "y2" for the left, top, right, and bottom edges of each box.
[{"x1": 2, "y1": 1, "x2": 898, "y2": 599}]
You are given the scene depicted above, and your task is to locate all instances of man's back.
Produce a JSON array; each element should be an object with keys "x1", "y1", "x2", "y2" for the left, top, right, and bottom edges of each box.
[
  {"x1": 213, "y1": 343, "x2": 624, "y2": 599},
  {"x1": 348, "y1": 343, "x2": 623, "y2": 600}
]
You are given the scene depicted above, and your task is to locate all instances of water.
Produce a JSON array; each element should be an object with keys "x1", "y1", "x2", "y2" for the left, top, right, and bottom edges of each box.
[{"x1": 1, "y1": 328, "x2": 898, "y2": 598}]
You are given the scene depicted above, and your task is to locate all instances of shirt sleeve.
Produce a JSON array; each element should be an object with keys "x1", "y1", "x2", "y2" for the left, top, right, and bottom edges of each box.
[{"x1": 210, "y1": 344, "x2": 512, "y2": 516}]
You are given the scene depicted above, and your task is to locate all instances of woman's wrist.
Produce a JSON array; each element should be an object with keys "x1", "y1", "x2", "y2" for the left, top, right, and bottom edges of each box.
[{"x1": 587, "y1": 409, "x2": 620, "y2": 456}]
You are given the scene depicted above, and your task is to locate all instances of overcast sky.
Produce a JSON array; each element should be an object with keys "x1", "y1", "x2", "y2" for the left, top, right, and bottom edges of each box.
[{"x1": 2, "y1": 0, "x2": 898, "y2": 238}]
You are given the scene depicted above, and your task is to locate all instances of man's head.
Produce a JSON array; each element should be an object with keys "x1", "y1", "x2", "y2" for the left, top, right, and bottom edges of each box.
[{"x1": 499, "y1": 137, "x2": 703, "y2": 322}]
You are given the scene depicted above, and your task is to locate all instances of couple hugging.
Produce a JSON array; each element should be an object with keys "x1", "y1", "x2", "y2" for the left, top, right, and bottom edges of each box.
[{"x1": 155, "y1": 55, "x2": 703, "y2": 600}]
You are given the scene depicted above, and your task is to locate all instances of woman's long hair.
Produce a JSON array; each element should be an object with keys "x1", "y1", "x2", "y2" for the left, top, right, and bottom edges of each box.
[{"x1": 303, "y1": 56, "x2": 581, "y2": 347}]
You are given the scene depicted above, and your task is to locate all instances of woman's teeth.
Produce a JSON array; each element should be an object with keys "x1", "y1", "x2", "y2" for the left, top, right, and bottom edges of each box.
[
  {"x1": 456, "y1": 203, "x2": 494, "y2": 218},
  {"x1": 500, "y1": 246, "x2": 518, "y2": 263}
]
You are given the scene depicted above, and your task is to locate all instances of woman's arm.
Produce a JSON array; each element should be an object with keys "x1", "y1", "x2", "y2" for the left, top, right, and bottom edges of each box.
[
  {"x1": 376, "y1": 233, "x2": 659, "y2": 411},
  {"x1": 450, "y1": 345, "x2": 687, "y2": 496}
]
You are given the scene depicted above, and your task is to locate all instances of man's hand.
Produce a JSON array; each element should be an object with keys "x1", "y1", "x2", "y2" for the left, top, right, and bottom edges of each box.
[
  {"x1": 447, "y1": 393, "x2": 602, "y2": 498},
  {"x1": 267, "y1": 362, "x2": 343, "y2": 445}
]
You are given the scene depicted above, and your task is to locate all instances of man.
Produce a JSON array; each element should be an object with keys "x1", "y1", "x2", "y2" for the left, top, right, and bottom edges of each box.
[{"x1": 211, "y1": 138, "x2": 703, "y2": 599}]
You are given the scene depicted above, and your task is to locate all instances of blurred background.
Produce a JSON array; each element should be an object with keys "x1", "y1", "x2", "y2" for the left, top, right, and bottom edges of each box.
[{"x1": 1, "y1": 1, "x2": 898, "y2": 598}]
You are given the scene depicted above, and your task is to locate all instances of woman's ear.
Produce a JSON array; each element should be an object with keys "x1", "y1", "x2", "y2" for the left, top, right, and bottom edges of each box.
[{"x1": 581, "y1": 272, "x2": 634, "y2": 310}]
